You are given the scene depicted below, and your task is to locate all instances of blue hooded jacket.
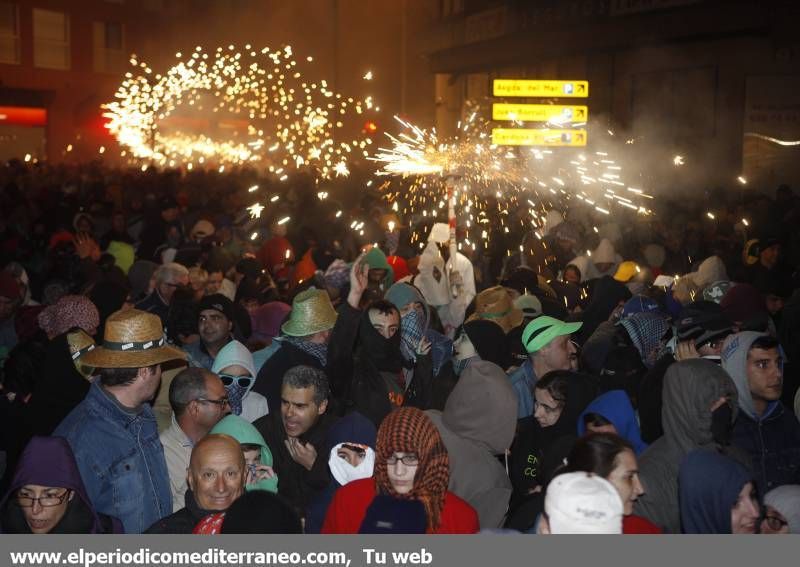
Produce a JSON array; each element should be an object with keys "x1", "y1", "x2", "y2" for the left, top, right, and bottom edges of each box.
[
  {"x1": 577, "y1": 390, "x2": 648, "y2": 455},
  {"x1": 679, "y1": 449, "x2": 752, "y2": 533}
]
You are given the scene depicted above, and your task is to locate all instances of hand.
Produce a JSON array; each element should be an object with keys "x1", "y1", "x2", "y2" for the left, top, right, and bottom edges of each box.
[
  {"x1": 74, "y1": 233, "x2": 100, "y2": 262},
  {"x1": 416, "y1": 336, "x2": 432, "y2": 356},
  {"x1": 247, "y1": 464, "x2": 276, "y2": 485},
  {"x1": 675, "y1": 340, "x2": 700, "y2": 361},
  {"x1": 284, "y1": 438, "x2": 317, "y2": 471},
  {"x1": 347, "y1": 252, "x2": 369, "y2": 309}
]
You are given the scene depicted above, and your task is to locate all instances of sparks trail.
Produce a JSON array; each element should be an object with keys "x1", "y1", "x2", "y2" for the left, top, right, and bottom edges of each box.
[{"x1": 102, "y1": 44, "x2": 378, "y2": 177}]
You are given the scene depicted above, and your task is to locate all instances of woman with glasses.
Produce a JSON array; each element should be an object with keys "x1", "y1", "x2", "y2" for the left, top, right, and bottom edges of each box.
[
  {"x1": 211, "y1": 340, "x2": 267, "y2": 423},
  {"x1": 322, "y1": 407, "x2": 478, "y2": 533},
  {"x1": 0, "y1": 436, "x2": 122, "y2": 533}
]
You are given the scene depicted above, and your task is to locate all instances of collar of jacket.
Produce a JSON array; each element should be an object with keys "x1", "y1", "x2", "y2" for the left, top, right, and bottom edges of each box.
[{"x1": 86, "y1": 380, "x2": 155, "y2": 429}]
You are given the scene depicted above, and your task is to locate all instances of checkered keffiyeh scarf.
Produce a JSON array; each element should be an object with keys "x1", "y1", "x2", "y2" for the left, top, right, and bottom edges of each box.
[
  {"x1": 374, "y1": 407, "x2": 449, "y2": 531},
  {"x1": 619, "y1": 312, "x2": 670, "y2": 369},
  {"x1": 285, "y1": 336, "x2": 328, "y2": 366},
  {"x1": 399, "y1": 309, "x2": 425, "y2": 363}
]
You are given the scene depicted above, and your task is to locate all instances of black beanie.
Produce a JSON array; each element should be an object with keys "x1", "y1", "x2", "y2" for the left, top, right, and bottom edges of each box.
[{"x1": 464, "y1": 319, "x2": 509, "y2": 369}]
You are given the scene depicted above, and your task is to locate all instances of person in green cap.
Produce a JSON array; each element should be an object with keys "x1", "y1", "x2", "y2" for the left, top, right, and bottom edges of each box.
[
  {"x1": 363, "y1": 246, "x2": 394, "y2": 295},
  {"x1": 211, "y1": 414, "x2": 279, "y2": 494},
  {"x1": 508, "y1": 316, "x2": 582, "y2": 419}
]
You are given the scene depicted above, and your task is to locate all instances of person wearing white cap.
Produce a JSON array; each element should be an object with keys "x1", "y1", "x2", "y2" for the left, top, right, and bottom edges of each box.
[
  {"x1": 539, "y1": 471, "x2": 624, "y2": 534},
  {"x1": 211, "y1": 340, "x2": 268, "y2": 423}
]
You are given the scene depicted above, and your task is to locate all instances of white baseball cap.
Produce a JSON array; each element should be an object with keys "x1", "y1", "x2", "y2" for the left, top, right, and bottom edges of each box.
[{"x1": 545, "y1": 472, "x2": 624, "y2": 534}]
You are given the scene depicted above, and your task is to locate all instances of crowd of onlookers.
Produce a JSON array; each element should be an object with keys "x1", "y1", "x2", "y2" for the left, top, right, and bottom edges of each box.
[{"x1": 0, "y1": 159, "x2": 798, "y2": 535}]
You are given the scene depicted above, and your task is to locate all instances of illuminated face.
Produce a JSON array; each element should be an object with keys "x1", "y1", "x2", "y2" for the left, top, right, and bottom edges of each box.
[
  {"x1": 368, "y1": 309, "x2": 400, "y2": 339},
  {"x1": 746, "y1": 347, "x2": 783, "y2": 412},
  {"x1": 17, "y1": 485, "x2": 73, "y2": 534},
  {"x1": 386, "y1": 452, "x2": 418, "y2": 495},
  {"x1": 731, "y1": 482, "x2": 759, "y2": 534},
  {"x1": 533, "y1": 387, "x2": 563, "y2": 428},
  {"x1": 606, "y1": 450, "x2": 644, "y2": 516},
  {"x1": 188, "y1": 442, "x2": 245, "y2": 511},
  {"x1": 280, "y1": 385, "x2": 327, "y2": 439},
  {"x1": 205, "y1": 272, "x2": 224, "y2": 295},
  {"x1": 198, "y1": 309, "x2": 232, "y2": 346}
]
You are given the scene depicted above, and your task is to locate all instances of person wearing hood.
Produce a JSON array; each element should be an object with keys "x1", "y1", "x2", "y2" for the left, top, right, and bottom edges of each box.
[
  {"x1": 679, "y1": 449, "x2": 759, "y2": 534},
  {"x1": 761, "y1": 484, "x2": 800, "y2": 534},
  {"x1": 592, "y1": 238, "x2": 623, "y2": 278},
  {"x1": 0, "y1": 436, "x2": 123, "y2": 533},
  {"x1": 211, "y1": 340, "x2": 268, "y2": 423},
  {"x1": 146, "y1": 434, "x2": 245, "y2": 534},
  {"x1": 452, "y1": 319, "x2": 508, "y2": 373},
  {"x1": 633, "y1": 359, "x2": 740, "y2": 533},
  {"x1": 305, "y1": 412, "x2": 377, "y2": 534},
  {"x1": 426, "y1": 360, "x2": 517, "y2": 529},
  {"x1": 577, "y1": 390, "x2": 648, "y2": 456},
  {"x1": 687, "y1": 255, "x2": 729, "y2": 291},
  {"x1": 210, "y1": 414, "x2": 279, "y2": 493},
  {"x1": 721, "y1": 332, "x2": 800, "y2": 493},
  {"x1": 617, "y1": 311, "x2": 670, "y2": 370},
  {"x1": 566, "y1": 255, "x2": 600, "y2": 283},
  {"x1": 363, "y1": 246, "x2": 394, "y2": 295},
  {"x1": 509, "y1": 370, "x2": 598, "y2": 511}
]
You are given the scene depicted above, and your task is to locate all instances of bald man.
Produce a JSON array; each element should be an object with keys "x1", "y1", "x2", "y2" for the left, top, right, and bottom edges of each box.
[{"x1": 146, "y1": 434, "x2": 245, "y2": 533}]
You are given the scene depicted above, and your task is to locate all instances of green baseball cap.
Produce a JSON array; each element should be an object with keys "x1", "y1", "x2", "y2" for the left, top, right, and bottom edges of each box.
[{"x1": 521, "y1": 316, "x2": 582, "y2": 353}]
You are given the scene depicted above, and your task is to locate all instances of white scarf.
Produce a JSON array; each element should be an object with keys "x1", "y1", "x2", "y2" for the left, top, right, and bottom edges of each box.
[{"x1": 328, "y1": 443, "x2": 376, "y2": 486}]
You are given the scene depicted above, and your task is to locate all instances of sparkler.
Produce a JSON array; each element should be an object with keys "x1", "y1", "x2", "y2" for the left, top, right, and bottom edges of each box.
[{"x1": 103, "y1": 45, "x2": 377, "y2": 176}]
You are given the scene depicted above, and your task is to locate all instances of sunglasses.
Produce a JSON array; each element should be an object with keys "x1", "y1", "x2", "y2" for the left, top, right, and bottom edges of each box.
[{"x1": 219, "y1": 374, "x2": 254, "y2": 389}]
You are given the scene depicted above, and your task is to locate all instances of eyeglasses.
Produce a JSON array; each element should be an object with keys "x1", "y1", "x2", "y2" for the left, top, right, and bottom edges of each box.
[
  {"x1": 219, "y1": 374, "x2": 254, "y2": 389},
  {"x1": 15, "y1": 490, "x2": 70, "y2": 508},
  {"x1": 763, "y1": 514, "x2": 789, "y2": 531},
  {"x1": 195, "y1": 397, "x2": 230, "y2": 408},
  {"x1": 534, "y1": 399, "x2": 562, "y2": 414},
  {"x1": 386, "y1": 454, "x2": 419, "y2": 466}
]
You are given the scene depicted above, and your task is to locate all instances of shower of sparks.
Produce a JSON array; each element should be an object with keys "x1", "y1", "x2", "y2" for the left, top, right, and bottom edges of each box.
[
  {"x1": 102, "y1": 45, "x2": 377, "y2": 176},
  {"x1": 673, "y1": 155, "x2": 685, "y2": 166},
  {"x1": 247, "y1": 203, "x2": 265, "y2": 219},
  {"x1": 743, "y1": 132, "x2": 800, "y2": 146}
]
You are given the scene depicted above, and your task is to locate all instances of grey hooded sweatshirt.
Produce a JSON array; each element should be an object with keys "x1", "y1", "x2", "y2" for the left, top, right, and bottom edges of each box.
[
  {"x1": 633, "y1": 359, "x2": 739, "y2": 533},
  {"x1": 426, "y1": 360, "x2": 518, "y2": 528}
]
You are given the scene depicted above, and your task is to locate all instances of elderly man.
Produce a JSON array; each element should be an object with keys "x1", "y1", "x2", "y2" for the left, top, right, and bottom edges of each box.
[
  {"x1": 508, "y1": 316, "x2": 582, "y2": 418},
  {"x1": 160, "y1": 367, "x2": 230, "y2": 512},
  {"x1": 254, "y1": 365, "x2": 338, "y2": 516},
  {"x1": 184, "y1": 294, "x2": 236, "y2": 370},
  {"x1": 146, "y1": 434, "x2": 245, "y2": 533},
  {"x1": 136, "y1": 262, "x2": 190, "y2": 325},
  {"x1": 54, "y1": 309, "x2": 187, "y2": 533}
]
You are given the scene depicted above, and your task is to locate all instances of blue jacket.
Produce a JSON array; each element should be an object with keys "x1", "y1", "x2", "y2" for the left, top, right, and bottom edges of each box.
[
  {"x1": 731, "y1": 400, "x2": 800, "y2": 495},
  {"x1": 508, "y1": 360, "x2": 536, "y2": 419},
  {"x1": 54, "y1": 381, "x2": 172, "y2": 534},
  {"x1": 577, "y1": 390, "x2": 648, "y2": 455}
]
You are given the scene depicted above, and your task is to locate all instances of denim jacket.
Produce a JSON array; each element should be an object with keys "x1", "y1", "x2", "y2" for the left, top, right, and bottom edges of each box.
[
  {"x1": 508, "y1": 359, "x2": 537, "y2": 419},
  {"x1": 54, "y1": 381, "x2": 172, "y2": 534}
]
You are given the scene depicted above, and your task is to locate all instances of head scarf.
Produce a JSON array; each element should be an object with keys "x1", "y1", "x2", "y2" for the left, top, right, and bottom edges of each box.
[
  {"x1": 763, "y1": 485, "x2": 800, "y2": 534},
  {"x1": 618, "y1": 312, "x2": 670, "y2": 368},
  {"x1": 399, "y1": 308, "x2": 425, "y2": 363},
  {"x1": 359, "y1": 309, "x2": 404, "y2": 373},
  {"x1": 37, "y1": 295, "x2": 100, "y2": 340},
  {"x1": 374, "y1": 408, "x2": 449, "y2": 531}
]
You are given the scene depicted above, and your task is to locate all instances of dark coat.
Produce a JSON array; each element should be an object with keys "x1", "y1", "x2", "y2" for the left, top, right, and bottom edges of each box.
[
  {"x1": 252, "y1": 341, "x2": 322, "y2": 414},
  {"x1": 145, "y1": 490, "x2": 215, "y2": 534}
]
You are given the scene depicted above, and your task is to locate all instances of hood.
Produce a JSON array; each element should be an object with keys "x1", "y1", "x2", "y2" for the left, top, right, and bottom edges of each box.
[
  {"x1": 1, "y1": 437, "x2": 103, "y2": 533},
  {"x1": 567, "y1": 255, "x2": 600, "y2": 282},
  {"x1": 618, "y1": 312, "x2": 670, "y2": 369},
  {"x1": 679, "y1": 449, "x2": 751, "y2": 534},
  {"x1": 211, "y1": 340, "x2": 256, "y2": 378},
  {"x1": 689, "y1": 256, "x2": 728, "y2": 289},
  {"x1": 720, "y1": 331, "x2": 769, "y2": 420},
  {"x1": 325, "y1": 411, "x2": 377, "y2": 453},
  {"x1": 210, "y1": 415, "x2": 277, "y2": 493},
  {"x1": 593, "y1": 238, "x2": 618, "y2": 265},
  {"x1": 763, "y1": 485, "x2": 800, "y2": 534},
  {"x1": 364, "y1": 247, "x2": 394, "y2": 288},
  {"x1": 442, "y1": 360, "x2": 517, "y2": 454},
  {"x1": 385, "y1": 282, "x2": 431, "y2": 330},
  {"x1": 577, "y1": 390, "x2": 648, "y2": 455},
  {"x1": 662, "y1": 359, "x2": 738, "y2": 453},
  {"x1": 414, "y1": 242, "x2": 450, "y2": 307}
]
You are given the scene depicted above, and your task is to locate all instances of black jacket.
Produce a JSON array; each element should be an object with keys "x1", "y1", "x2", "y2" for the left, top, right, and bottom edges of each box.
[
  {"x1": 253, "y1": 342, "x2": 322, "y2": 413},
  {"x1": 145, "y1": 490, "x2": 217, "y2": 534}
]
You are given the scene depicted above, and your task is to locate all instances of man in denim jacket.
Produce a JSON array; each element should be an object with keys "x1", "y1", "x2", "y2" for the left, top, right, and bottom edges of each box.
[{"x1": 55, "y1": 309, "x2": 187, "y2": 533}]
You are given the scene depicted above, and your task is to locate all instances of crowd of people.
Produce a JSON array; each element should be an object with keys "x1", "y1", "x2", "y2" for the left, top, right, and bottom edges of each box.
[{"x1": 0, "y1": 159, "x2": 799, "y2": 535}]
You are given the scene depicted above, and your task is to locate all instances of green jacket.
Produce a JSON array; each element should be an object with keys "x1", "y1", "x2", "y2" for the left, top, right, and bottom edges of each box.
[{"x1": 211, "y1": 415, "x2": 279, "y2": 494}]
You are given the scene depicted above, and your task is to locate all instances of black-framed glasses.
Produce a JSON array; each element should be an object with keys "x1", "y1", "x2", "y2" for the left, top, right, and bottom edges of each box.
[
  {"x1": 763, "y1": 514, "x2": 789, "y2": 531},
  {"x1": 15, "y1": 490, "x2": 71, "y2": 508},
  {"x1": 219, "y1": 374, "x2": 254, "y2": 389},
  {"x1": 386, "y1": 454, "x2": 419, "y2": 466},
  {"x1": 195, "y1": 397, "x2": 230, "y2": 408}
]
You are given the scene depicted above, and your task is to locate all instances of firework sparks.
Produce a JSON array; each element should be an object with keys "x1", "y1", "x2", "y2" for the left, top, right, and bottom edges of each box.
[
  {"x1": 247, "y1": 203, "x2": 265, "y2": 219},
  {"x1": 673, "y1": 155, "x2": 685, "y2": 166}
]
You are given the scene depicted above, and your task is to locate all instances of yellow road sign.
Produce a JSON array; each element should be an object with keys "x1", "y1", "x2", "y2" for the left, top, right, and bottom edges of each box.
[
  {"x1": 492, "y1": 128, "x2": 587, "y2": 147},
  {"x1": 492, "y1": 103, "x2": 588, "y2": 122},
  {"x1": 493, "y1": 79, "x2": 589, "y2": 98}
]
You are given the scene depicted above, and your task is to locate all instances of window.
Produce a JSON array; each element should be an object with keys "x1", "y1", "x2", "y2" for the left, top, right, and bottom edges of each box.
[
  {"x1": 0, "y1": 3, "x2": 19, "y2": 64},
  {"x1": 33, "y1": 9, "x2": 70, "y2": 70},
  {"x1": 93, "y1": 21, "x2": 125, "y2": 73}
]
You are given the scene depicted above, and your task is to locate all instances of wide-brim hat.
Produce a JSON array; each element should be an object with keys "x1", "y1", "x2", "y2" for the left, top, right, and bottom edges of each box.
[
  {"x1": 281, "y1": 288, "x2": 338, "y2": 337},
  {"x1": 466, "y1": 286, "x2": 523, "y2": 333},
  {"x1": 81, "y1": 309, "x2": 187, "y2": 368}
]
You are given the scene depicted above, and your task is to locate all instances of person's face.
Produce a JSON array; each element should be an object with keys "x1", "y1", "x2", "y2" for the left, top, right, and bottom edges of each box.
[
  {"x1": 159, "y1": 274, "x2": 189, "y2": 304},
  {"x1": 587, "y1": 422, "x2": 617, "y2": 435},
  {"x1": 538, "y1": 335, "x2": 575, "y2": 372},
  {"x1": 765, "y1": 294, "x2": 785, "y2": 315},
  {"x1": 242, "y1": 448, "x2": 261, "y2": 468},
  {"x1": 368, "y1": 269, "x2": 387, "y2": 285},
  {"x1": 746, "y1": 347, "x2": 783, "y2": 407},
  {"x1": 731, "y1": 482, "x2": 759, "y2": 534},
  {"x1": 386, "y1": 452, "x2": 418, "y2": 495},
  {"x1": 533, "y1": 387, "x2": 563, "y2": 427},
  {"x1": 606, "y1": 449, "x2": 644, "y2": 516},
  {"x1": 697, "y1": 338, "x2": 725, "y2": 357},
  {"x1": 760, "y1": 505, "x2": 790, "y2": 534},
  {"x1": 368, "y1": 308, "x2": 400, "y2": 339},
  {"x1": 453, "y1": 331, "x2": 477, "y2": 361},
  {"x1": 240, "y1": 298, "x2": 260, "y2": 313},
  {"x1": 188, "y1": 443, "x2": 245, "y2": 511},
  {"x1": 564, "y1": 267, "x2": 580, "y2": 285},
  {"x1": 193, "y1": 375, "x2": 229, "y2": 432},
  {"x1": 198, "y1": 309, "x2": 232, "y2": 346},
  {"x1": 16, "y1": 485, "x2": 73, "y2": 534},
  {"x1": 760, "y1": 245, "x2": 780, "y2": 270},
  {"x1": 139, "y1": 364, "x2": 162, "y2": 401},
  {"x1": 280, "y1": 385, "x2": 327, "y2": 439},
  {"x1": 398, "y1": 302, "x2": 424, "y2": 318},
  {"x1": 337, "y1": 445, "x2": 366, "y2": 467},
  {"x1": 205, "y1": 272, "x2": 224, "y2": 295}
]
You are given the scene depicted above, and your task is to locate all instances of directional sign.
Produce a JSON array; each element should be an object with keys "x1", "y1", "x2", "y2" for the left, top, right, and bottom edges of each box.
[
  {"x1": 492, "y1": 103, "x2": 588, "y2": 122},
  {"x1": 493, "y1": 79, "x2": 589, "y2": 98},
  {"x1": 492, "y1": 128, "x2": 587, "y2": 147}
]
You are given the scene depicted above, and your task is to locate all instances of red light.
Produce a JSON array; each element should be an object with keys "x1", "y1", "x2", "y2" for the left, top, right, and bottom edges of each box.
[{"x1": 364, "y1": 120, "x2": 378, "y2": 134}]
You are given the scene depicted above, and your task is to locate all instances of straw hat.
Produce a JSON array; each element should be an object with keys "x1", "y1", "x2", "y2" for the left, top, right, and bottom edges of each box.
[
  {"x1": 81, "y1": 309, "x2": 187, "y2": 368},
  {"x1": 466, "y1": 286, "x2": 523, "y2": 333},
  {"x1": 281, "y1": 288, "x2": 338, "y2": 337}
]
